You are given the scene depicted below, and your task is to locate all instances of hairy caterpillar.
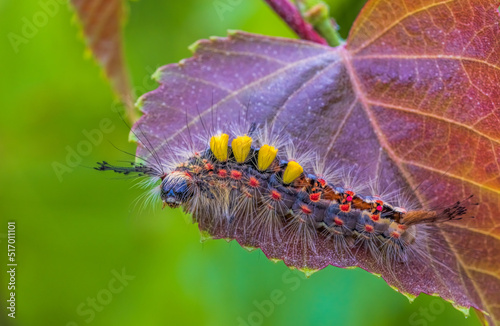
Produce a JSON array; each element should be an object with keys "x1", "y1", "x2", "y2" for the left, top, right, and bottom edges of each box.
[{"x1": 96, "y1": 121, "x2": 474, "y2": 274}]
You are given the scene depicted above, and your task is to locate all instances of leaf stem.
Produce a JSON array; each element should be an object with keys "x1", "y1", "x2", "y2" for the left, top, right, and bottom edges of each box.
[
  {"x1": 263, "y1": 0, "x2": 328, "y2": 45},
  {"x1": 296, "y1": 0, "x2": 344, "y2": 47}
]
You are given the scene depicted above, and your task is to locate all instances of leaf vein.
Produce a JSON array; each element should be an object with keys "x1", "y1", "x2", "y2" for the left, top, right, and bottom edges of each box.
[
  {"x1": 365, "y1": 99, "x2": 500, "y2": 144},
  {"x1": 350, "y1": 0, "x2": 455, "y2": 55},
  {"x1": 353, "y1": 54, "x2": 500, "y2": 72},
  {"x1": 198, "y1": 46, "x2": 289, "y2": 65}
]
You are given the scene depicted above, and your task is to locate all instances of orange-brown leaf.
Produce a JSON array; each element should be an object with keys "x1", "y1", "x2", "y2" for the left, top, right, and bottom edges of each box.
[
  {"x1": 347, "y1": 0, "x2": 500, "y2": 323},
  {"x1": 71, "y1": 0, "x2": 136, "y2": 121}
]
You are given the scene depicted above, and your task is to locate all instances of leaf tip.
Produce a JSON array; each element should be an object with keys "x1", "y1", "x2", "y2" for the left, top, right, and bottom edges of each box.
[
  {"x1": 242, "y1": 245, "x2": 257, "y2": 252},
  {"x1": 128, "y1": 130, "x2": 138, "y2": 143},
  {"x1": 199, "y1": 230, "x2": 213, "y2": 242},
  {"x1": 188, "y1": 39, "x2": 203, "y2": 53},
  {"x1": 402, "y1": 292, "x2": 417, "y2": 303},
  {"x1": 389, "y1": 285, "x2": 401, "y2": 295},
  {"x1": 450, "y1": 302, "x2": 471, "y2": 318},
  {"x1": 388, "y1": 286, "x2": 416, "y2": 303},
  {"x1": 299, "y1": 267, "x2": 319, "y2": 278},
  {"x1": 134, "y1": 95, "x2": 145, "y2": 111},
  {"x1": 151, "y1": 67, "x2": 163, "y2": 83},
  {"x1": 208, "y1": 35, "x2": 224, "y2": 42}
]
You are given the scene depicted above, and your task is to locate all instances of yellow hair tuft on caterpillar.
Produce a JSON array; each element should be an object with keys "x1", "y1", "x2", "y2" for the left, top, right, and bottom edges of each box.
[
  {"x1": 283, "y1": 161, "x2": 303, "y2": 184},
  {"x1": 257, "y1": 144, "x2": 278, "y2": 171},
  {"x1": 232, "y1": 135, "x2": 252, "y2": 163},
  {"x1": 210, "y1": 133, "x2": 229, "y2": 162}
]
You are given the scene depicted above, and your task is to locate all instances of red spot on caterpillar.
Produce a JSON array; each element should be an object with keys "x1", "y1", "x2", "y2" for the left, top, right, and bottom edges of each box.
[
  {"x1": 390, "y1": 231, "x2": 401, "y2": 239},
  {"x1": 309, "y1": 192, "x2": 321, "y2": 202},
  {"x1": 364, "y1": 225, "x2": 374, "y2": 233},
  {"x1": 248, "y1": 177, "x2": 260, "y2": 188},
  {"x1": 301, "y1": 205, "x2": 312, "y2": 215},
  {"x1": 271, "y1": 190, "x2": 282, "y2": 201},
  {"x1": 205, "y1": 163, "x2": 214, "y2": 171},
  {"x1": 340, "y1": 204, "x2": 351, "y2": 212},
  {"x1": 230, "y1": 170, "x2": 242, "y2": 180},
  {"x1": 184, "y1": 172, "x2": 192, "y2": 179},
  {"x1": 346, "y1": 190, "x2": 355, "y2": 196},
  {"x1": 317, "y1": 178, "x2": 326, "y2": 187},
  {"x1": 370, "y1": 214, "x2": 380, "y2": 222},
  {"x1": 397, "y1": 224, "x2": 408, "y2": 231},
  {"x1": 346, "y1": 196, "x2": 353, "y2": 202},
  {"x1": 333, "y1": 217, "x2": 343, "y2": 226},
  {"x1": 218, "y1": 169, "x2": 227, "y2": 178}
]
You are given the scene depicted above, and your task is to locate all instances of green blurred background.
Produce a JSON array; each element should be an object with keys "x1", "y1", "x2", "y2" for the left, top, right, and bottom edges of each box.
[{"x1": 0, "y1": 1, "x2": 481, "y2": 325}]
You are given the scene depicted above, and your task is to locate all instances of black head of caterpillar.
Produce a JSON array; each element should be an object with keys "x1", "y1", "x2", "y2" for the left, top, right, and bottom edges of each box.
[
  {"x1": 160, "y1": 172, "x2": 192, "y2": 208},
  {"x1": 96, "y1": 124, "x2": 476, "y2": 267}
]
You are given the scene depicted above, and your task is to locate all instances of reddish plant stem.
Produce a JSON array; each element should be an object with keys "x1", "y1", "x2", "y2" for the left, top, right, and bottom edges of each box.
[{"x1": 263, "y1": 0, "x2": 328, "y2": 45}]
